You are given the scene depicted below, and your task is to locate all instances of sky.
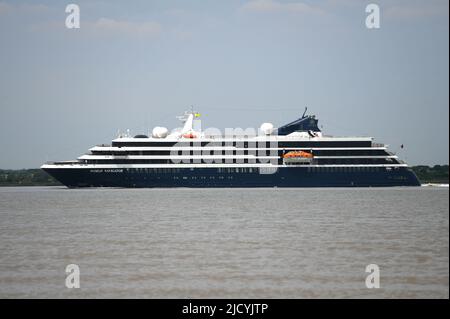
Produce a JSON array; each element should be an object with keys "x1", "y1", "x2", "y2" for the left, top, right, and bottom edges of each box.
[{"x1": 0, "y1": 0, "x2": 448, "y2": 169}]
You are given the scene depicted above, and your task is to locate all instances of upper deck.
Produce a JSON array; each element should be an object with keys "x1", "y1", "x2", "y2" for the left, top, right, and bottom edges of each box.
[{"x1": 109, "y1": 136, "x2": 376, "y2": 148}]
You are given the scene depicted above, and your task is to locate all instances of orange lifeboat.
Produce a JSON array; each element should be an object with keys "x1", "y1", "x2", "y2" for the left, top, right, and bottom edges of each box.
[
  {"x1": 282, "y1": 151, "x2": 314, "y2": 164},
  {"x1": 182, "y1": 132, "x2": 197, "y2": 139},
  {"x1": 282, "y1": 151, "x2": 313, "y2": 159}
]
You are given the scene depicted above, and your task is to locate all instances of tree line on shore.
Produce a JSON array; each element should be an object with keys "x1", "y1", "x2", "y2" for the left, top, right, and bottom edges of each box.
[
  {"x1": 0, "y1": 165, "x2": 448, "y2": 186},
  {"x1": 411, "y1": 165, "x2": 449, "y2": 184},
  {"x1": 0, "y1": 169, "x2": 61, "y2": 186}
]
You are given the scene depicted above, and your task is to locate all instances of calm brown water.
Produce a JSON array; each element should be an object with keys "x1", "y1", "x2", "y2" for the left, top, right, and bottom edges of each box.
[{"x1": 0, "y1": 186, "x2": 448, "y2": 298}]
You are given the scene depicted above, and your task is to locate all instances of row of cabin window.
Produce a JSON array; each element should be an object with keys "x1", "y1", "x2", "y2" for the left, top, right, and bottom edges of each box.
[
  {"x1": 84, "y1": 159, "x2": 272, "y2": 164},
  {"x1": 124, "y1": 167, "x2": 256, "y2": 174},
  {"x1": 92, "y1": 150, "x2": 276, "y2": 156},
  {"x1": 92, "y1": 149, "x2": 388, "y2": 156},
  {"x1": 316, "y1": 158, "x2": 397, "y2": 165},
  {"x1": 83, "y1": 158, "x2": 395, "y2": 165},
  {"x1": 112, "y1": 141, "x2": 372, "y2": 148},
  {"x1": 308, "y1": 166, "x2": 385, "y2": 173}
]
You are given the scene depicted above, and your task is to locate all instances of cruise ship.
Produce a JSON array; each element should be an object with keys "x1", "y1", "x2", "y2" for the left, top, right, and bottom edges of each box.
[{"x1": 41, "y1": 109, "x2": 421, "y2": 188}]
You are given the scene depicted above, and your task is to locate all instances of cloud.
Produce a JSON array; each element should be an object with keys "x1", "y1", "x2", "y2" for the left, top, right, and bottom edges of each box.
[
  {"x1": 0, "y1": 1, "x2": 52, "y2": 15},
  {"x1": 28, "y1": 17, "x2": 163, "y2": 39},
  {"x1": 240, "y1": 0, "x2": 326, "y2": 16},
  {"x1": 385, "y1": 1, "x2": 449, "y2": 20},
  {"x1": 91, "y1": 18, "x2": 162, "y2": 37},
  {"x1": 324, "y1": 0, "x2": 362, "y2": 7},
  {"x1": 171, "y1": 28, "x2": 194, "y2": 41},
  {"x1": 239, "y1": 0, "x2": 449, "y2": 21},
  {"x1": 0, "y1": 2, "x2": 12, "y2": 14}
]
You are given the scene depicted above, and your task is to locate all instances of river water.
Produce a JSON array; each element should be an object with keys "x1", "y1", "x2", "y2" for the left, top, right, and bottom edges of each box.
[{"x1": 0, "y1": 186, "x2": 448, "y2": 298}]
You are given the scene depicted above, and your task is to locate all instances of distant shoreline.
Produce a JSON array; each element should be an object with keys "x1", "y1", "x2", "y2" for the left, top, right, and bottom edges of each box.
[
  {"x1": 1, "y1": 165, "x2": 448, "y2": 187},
  {"x1": 411, "y1": 165, "x2": 449, "y2": 185}
]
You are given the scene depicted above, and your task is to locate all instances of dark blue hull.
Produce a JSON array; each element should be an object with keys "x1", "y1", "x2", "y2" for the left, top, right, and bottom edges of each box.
[{"x1": 43, "y1": 166, "x2": 421, "y2": 188}]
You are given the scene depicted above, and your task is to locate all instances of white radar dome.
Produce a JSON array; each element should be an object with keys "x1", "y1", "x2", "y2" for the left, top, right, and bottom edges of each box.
[
  {"x1": 260, "y1": 122, "x2": 274, "y2": 135},
  {"x1": 152, "y1": 126, "x2": 169, "y2": 138}
]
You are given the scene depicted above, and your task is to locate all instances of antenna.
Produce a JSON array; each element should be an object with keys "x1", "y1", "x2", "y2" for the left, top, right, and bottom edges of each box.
[{"x1": 302, "y1": 107, "x2": 308, "y2": 118}]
